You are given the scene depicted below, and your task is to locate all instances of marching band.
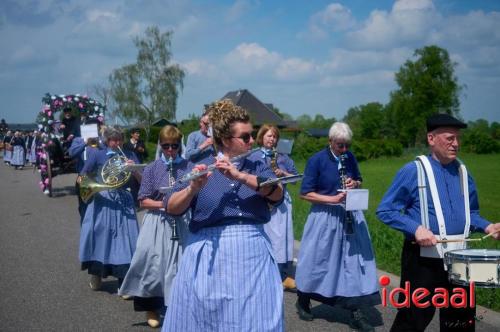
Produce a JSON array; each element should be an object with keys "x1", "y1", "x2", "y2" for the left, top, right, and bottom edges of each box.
[{"x1": 2, "y1": 109, "x2": 500, "y2": 332}]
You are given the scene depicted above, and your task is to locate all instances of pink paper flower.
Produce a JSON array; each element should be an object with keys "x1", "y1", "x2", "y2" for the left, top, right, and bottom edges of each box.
[
  {"x1": 39, "y1": 181, "x2": 44, "y2": 190},
  {"x1": 79, "y1": 102, "x2": 84, "y2": 108},
  {"x1": 44, "y1": 178, "x2": 50, "y2": 185}
]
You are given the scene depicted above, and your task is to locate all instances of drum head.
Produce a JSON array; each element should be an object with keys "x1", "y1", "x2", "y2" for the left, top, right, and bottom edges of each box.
[{"x1": 448, "y1": 248, "x2": 500, "y2": 258}]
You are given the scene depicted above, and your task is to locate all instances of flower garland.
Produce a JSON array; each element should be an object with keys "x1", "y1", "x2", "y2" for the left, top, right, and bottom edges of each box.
[{"x1": 36, "y1": 93, "x2": 106, "y2": 194}]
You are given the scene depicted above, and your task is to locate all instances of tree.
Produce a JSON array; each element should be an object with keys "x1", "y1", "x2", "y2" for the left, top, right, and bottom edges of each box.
[
  {"x1": 343, "y1": 102, "x2": 385, "y2": 139},
  {"x1": 272, "y1": 107, "x2": 293, "y2": 121},
  {"x1": 109, "y1": 26, "x2": 185, "y2": 140},
  {"x1": 387, "y1": 45, "x2": 463, "y2": 146},
  {"x1": 89, "y1": 83, "x2": 122, "y2": 125}
]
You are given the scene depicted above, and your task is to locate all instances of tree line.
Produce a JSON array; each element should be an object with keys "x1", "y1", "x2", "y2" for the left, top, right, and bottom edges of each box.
[{"x1": 90, "y1": 26, "x2": 498, "y2": 158}]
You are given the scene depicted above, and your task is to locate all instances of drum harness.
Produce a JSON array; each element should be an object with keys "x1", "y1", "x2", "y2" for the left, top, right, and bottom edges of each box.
[{"x1": 415, "y1": 155, "x2": 471, "y2": 269}]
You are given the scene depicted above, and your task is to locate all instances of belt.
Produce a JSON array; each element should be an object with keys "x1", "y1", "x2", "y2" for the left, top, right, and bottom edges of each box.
[{"x1": 205, "y1": 218, "x2": 264, "y2": 228}]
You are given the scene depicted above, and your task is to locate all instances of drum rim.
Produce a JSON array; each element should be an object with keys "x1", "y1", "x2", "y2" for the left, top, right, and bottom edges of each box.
[
  {"x1": 447, "y1": 277, "x2": 500, "y2": 288},
  {"x1": 444, "y1": 249, "x2": 500, "y2": 260}
]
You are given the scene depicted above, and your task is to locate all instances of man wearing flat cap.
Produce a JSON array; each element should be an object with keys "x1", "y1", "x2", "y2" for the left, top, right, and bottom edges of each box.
[{"x1": 377, "y1": 113, "x2": 500, "y2": 332}]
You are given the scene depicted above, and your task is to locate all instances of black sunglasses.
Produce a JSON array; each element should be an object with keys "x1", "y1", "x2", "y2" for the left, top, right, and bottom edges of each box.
[
  {"x1": 161, "y1": 143, "x2": 180, "y2": 150},
  {"x1": 232, "y1": 133, "x2": 252, "y2": 144},
  {"x1": 335, "y1": 142, "x2": 350, "y2": 149}
]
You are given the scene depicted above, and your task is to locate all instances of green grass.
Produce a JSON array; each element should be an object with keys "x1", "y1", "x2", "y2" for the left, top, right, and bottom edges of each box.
[{"x1": 290, "y1": 153, "x2": 500, "y2": 311}]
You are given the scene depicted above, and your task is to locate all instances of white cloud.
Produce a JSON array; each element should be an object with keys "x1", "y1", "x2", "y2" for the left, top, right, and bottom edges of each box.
[
  {"x1": 86, "y1": 9, "x2": 117, "y2": 23},
  {"x1": 181, "y1": 59, "x2": 217, "y2": 77},
  {"x1": 224, "y1": 42, "x2": 281, "y2": 73},
  {"x1": 299, "y1": 3, "x2": 356, "y2": 40},
  {"x1": 322, "y1": 48, "x2": 411, "y2": 75},
  {"x1": 275, "y1": 58, "x2": 316, "y2": 80},
  {"x1": 226, "y1": 0, "x2": 255, "y2": 22},
  {"x1": 347, "y1": 1, "x2": 439, "y2": 50}
]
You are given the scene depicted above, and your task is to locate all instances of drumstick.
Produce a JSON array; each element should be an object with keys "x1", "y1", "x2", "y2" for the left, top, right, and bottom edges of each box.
[
  {"x1": 411, "y1": 238, "x2": 481, "y2": 245},
  {"x1": 481, "y1": 229, "x2": 500, "y2": 240},
  {"x1": 436, "y1": 238, "x2": 481, "y2": 243}
]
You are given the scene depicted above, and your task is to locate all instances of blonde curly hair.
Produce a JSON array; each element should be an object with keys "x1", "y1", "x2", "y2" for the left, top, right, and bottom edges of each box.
[{"x1": 207, "y1": 99, "x2": 250, "y2": 147}]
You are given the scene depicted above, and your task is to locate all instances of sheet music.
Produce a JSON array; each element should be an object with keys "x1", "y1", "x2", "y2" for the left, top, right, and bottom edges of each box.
[
  {"x1": 80, "y1": 124, "x2": 99, "y2": 142},
  {"x1": 344, "y1": 189, "x2": 369, "y2": 211},
  {"x1": 276, "y1": 139, "x2": 294, "y2": 155}
]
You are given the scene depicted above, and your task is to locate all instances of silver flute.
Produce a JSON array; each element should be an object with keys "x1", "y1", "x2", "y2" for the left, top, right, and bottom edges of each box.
[{"x1": 178, "y1": 148, "x2": 259, "y2": 184}]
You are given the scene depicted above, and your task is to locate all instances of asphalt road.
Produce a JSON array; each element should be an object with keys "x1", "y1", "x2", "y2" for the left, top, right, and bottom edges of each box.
[{"x1": 1, "y1": 161, "x2": 499, "y2": 331}]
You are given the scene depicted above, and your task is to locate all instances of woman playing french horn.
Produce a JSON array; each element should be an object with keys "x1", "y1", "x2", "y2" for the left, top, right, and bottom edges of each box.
[
  {"x1": 163, "y1": 99, "x2": 285, "y2": 331},
  {"x1": 78, "y1": 125, "x2": 140, "y2": 293},
  {"x1": 119, "y1": 125, "x2": 190, "y2": 328}
]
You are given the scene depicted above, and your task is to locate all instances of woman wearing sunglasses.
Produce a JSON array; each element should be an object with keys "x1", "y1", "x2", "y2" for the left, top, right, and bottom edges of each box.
[
  {"x1": 251, "y1": 124, "x2": 299, "y2": 292},
  {"x1": 119, "y1": 125, "x2": 190, "y2": 328},
  {"x1": 294, "y1": 122, "x2": 380, "y2": 332},
  {"x1": 162, "y1": 99, "x2": 285, "y2": 331}
]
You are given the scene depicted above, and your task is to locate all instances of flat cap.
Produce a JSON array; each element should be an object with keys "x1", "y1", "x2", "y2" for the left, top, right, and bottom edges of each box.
[{"x1": 426, "y1": 113, "x2": 467, "y2": 132}]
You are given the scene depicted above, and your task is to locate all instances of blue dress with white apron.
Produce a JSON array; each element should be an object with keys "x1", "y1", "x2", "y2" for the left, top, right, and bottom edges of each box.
[
  {"x1": 295, "y1": 147, "x2": 380, "y2": 308},
  {"x1": 10, "y1": 137, "x2": 26, "y2": 166},
  {"x1": 118, "y1": 155, "x2": 190, "y2": 306},
  {"x1": 78, "y1": 148, "x2": 140, "y2": 279},
  {"x1": 249, "y1": 148, "x2": 298, "y2": 265},
  {"x1": 29, "y1": 136, "x2": 37, "y2": 164},
  {"x1": 162, "y1": 152, "x2": 284, "y2": 332},
  {"x1": 3, "y1": 135, "x2": 12, "y2": 163}
]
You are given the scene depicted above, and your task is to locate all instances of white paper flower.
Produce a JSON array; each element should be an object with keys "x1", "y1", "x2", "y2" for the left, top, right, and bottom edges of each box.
[
  {"x1": 74, "y1": 97, "x2": 79, "y2": 102},
  {"x1": 51, "y1": 96, "x2": 56, "y2": 100},
  {"x1": 94, "y1": 106, "x2": 99, "y2": 111}
]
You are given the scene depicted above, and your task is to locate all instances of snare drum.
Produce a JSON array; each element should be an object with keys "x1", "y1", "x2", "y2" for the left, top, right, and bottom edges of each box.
[{"x1": 444, "y1": 249, "x2": 500, "y2": 288}]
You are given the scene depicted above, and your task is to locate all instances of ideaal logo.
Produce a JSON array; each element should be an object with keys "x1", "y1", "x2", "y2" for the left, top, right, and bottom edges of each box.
[{"x1": 379, "y1": 275, "x2": 475, "y2": 309}]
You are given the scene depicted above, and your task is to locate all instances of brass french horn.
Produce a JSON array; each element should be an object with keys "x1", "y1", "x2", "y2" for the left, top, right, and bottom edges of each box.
[{"x1": 79, "y1": 147, "x2": 132, "y2": 203}]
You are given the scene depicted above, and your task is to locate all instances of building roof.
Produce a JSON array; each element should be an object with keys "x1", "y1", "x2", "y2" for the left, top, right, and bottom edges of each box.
[{"x1": 221, "y1": 89, "x2": 289, "y2": 127}]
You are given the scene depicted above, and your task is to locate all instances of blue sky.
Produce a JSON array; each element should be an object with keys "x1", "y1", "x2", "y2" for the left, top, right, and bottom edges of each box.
[{"x1": 1, "y1": 0, "x2": 499, "y2": 124}]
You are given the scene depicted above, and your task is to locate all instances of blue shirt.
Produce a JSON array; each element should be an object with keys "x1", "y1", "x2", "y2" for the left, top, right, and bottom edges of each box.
[
  {"x1": 166, "y1": 153, "x2": 281, "y2": 233},
  {"x1": 376, "y1": 156, "x2": 490, "y2": 238},
  {"x1": 185, "y1": 130, "x2": 215, "y2": 162},
  {"x1": 68, "y1": 137, "x2": 102, "y2": 173},
  {"x1": 300, "y1": 147, "x2": 362, "y2": 196},
  {"x1": 140, "y1": 155, "x2": 187, "y2": 201}
]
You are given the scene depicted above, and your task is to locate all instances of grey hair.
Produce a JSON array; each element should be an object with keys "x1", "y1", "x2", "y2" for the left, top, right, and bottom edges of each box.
[
  {"x1": 102, "y1": 125, "x2": 123, "y2": 143},
  {"x1": 328, "y1": 122, "x2": 352, "y2": 142}
]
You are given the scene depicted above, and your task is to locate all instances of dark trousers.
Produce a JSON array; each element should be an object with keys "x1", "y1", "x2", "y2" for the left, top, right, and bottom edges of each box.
[
  {"x1": 278, "y1": 261, "x2": 293, "y2": 281},
  {"x1": 391, "y1": 241, "x2": 476, "y2": 332},
  {"x1": 133, "y1": 296, "x2": 165, "y2": 313}
]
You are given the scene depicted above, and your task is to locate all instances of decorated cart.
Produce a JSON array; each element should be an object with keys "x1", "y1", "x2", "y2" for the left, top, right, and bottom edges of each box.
[{"x1": 36, "y1": 93, "x2": 105, "y2": 196}]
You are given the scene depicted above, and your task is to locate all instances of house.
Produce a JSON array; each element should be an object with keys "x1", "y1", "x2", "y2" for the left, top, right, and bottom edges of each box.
[
  {"x1": 152, "y1": 118, "x2": 176, "y2": 127},
  {"x1": 221, "y1": 89, "x2": 296, "y2": 129}
]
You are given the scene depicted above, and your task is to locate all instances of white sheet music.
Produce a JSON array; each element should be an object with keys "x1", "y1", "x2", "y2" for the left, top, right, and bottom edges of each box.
[
  {"x1": 80, "y1": 124, "x2": 99, "y2": 142},
  {"x1": 344, "y1": 189, "x2": 369, "y2": 211}
]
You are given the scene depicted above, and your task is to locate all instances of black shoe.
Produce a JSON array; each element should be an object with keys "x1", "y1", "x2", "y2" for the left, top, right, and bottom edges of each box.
[
  {"x1": 350, "y1": 309, "x2": 374, "y2": 332},
  {"x1": 295, "y1": 300, "x2": 313, "y2": 321}
]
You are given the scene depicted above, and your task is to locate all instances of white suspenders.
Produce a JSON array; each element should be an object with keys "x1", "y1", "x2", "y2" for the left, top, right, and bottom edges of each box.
[{"x1": 415, "y1": 156, "x2": 471, "y2": 261}]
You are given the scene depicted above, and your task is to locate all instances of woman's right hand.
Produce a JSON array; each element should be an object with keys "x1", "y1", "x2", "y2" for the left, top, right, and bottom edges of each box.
[
  {"x1": 189, "y1": 164, "x2": 210, "y2": 193},
  {"x1": 330, "y1": 191, "x2": 347, "y2": 204}
]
